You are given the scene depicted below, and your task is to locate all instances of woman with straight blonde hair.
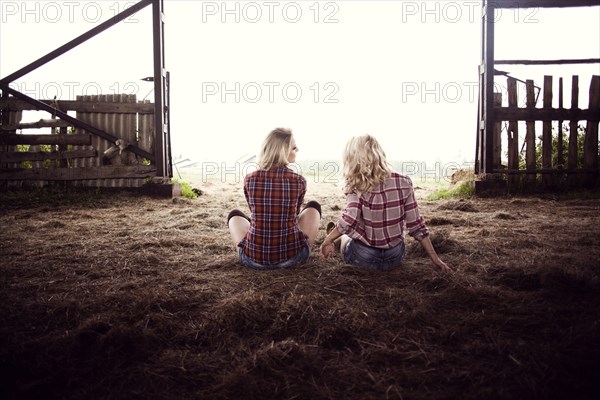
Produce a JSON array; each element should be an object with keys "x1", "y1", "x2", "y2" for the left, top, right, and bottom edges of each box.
[
  {"x1": 320, "y1": 134, "x2": 451, "y2": 272},
  {"x1": 227, "y1": 128, "x2": 321, "y2": 269}
]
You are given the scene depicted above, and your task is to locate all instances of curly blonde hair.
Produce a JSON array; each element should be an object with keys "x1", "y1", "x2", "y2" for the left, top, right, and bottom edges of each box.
[
  {"x1": 258, "y1": 128, "x2": 293, "y2": 169},
  {"x1": 343, "y1": 135, "x2": 392, "y2": 194}
]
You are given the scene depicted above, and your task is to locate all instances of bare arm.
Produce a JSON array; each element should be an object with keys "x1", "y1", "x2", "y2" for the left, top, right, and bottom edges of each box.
[
  {"x1": 419, "y1": 236, "x2": 452, "y2": 272},
  {"x1": 321, "y1": 191, "x2": 360, "y2": 258},
  {"x1": 320, "y1": 226, "x2": 342, "y2": 258}
]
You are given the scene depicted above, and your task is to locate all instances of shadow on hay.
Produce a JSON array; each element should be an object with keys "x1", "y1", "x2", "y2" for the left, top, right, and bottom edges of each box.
[{"x1": 2, "y1": 190, "x2": 600, "y2": 400}]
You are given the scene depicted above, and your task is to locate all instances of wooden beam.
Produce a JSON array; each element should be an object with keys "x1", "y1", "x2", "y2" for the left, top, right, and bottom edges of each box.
[
  {"x1": 542, "y1": 76, "x2": 553, "y2": 186},
  {"x1": 0, "y1": 149, "x2": 97, "y2": 163},
  {"x1": 525, "y1": 80, "x2": 536, "y2": 188},
  {"x1": 492, "y1": 0, "x2": 600, "y2": 8},
  {"x1": 496, "y1": 58, "x2": 600, "y2": 65},
  {"x1": 0, "y1": 0, "x2": 153, "y2": 84},
  {"x1": 483, "y1": 1, "x2": 495, "y2": 174},
  {"x1": 0, "y1": 83, "x2": 155, "y2": 161},
  {"x1": 568, "y1": 76, "x2": 580, "y2": 187},
  {"x1": 583, "y1": 75, "x2": 600, "y2": 186},
  {"x1": 0, "y1": 98, "x2": 155, "y2": 114},
  {"x1": 153, "y1": 0, "x2": 169, "y2": 178},
  {"x1": 507, "y1": 78, "x2": 519, "y2": 173},
  {"x1": 0, "y1": 165, "x2": 156, "y2": 181},
  {"x1": 557, "y1": 78, "x2": 564, "y2": 168},
  {"x1": 493, "y1": 93, "x2": 502, "y2": 169},
  {"x1": 0, "y1": 119, "x2": 72, "y2": 131},
  {"x1": 0, "y1": 134, "x2": 92, "y2": 146},
  {"x1": 493, "y1": 168, "x2": 599, "y2": 174},
  {"x1": 495, "y1": 107, "x2": 598, "y2": 121}
]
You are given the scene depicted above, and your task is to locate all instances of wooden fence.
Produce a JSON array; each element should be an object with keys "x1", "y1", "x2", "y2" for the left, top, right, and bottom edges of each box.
[
  {"x1": 491, "y1": 74, "x2": 599, "y2": 191},
  {"x1": 0, "y1": 94, "x2": 156, "y2": 188}
]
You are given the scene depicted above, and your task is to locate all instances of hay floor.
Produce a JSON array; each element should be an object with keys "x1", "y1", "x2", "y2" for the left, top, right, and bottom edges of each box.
[{"x1": 1, "y1": 177, "x2": 599, "y2": 400}]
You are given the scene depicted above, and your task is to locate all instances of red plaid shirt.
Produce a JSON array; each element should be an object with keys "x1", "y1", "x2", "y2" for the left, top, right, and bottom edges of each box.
[
  {"x1": 240, "y1": 166, "x2": 309, "y2": 265},
  {"x1": 337, "y1": 172, "x2": 429, "y2": 248}
]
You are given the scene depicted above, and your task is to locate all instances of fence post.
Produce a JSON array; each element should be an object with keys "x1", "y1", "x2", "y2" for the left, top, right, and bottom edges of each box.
[
  {"x1": 493, "y1": 93, "x2": 502, "y2": 171},
  {"x1": 526, "y1": 80, "x2": 536, "y2": 190},
  {"x1": 568, "y1": 76, "x2": 579, "y2": 187},
  {"x1": 542, "y1": 76, "x2": 553, "y2": 187},
  {"x1": 583, "y1": 75, "x2": 600, "y2": 187},
  {"x1": 507, "y1": 77, "x2": 519, "y2": 190}
]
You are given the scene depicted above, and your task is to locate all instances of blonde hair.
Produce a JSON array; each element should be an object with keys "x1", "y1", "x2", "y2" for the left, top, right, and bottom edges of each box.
[
  {"x1": 343, "y1": 135, "x2": 392, "y2": 194},
  {"x1": 258, "y1": 128, "x2": 293, "y2": 169}
]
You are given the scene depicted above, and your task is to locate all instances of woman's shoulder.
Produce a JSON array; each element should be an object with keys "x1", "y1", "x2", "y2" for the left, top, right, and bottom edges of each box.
[
  {"x1": 248, "y1": 166, "x2": 306, "y2": 184},
  {"x1": 244, "y1": 169, "x2": 261, "y2": 181},
  {"x1": 283, "y1": 166, "x2": 306, "y2": 182},
  {"x1": 388, "y1": 171, "x2": 414, "y2": 187}
]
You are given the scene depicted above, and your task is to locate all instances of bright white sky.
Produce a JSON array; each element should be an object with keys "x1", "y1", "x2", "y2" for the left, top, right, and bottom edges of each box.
[{"x1": 1, "y1": 1, "x2": 599, "y2": 166}]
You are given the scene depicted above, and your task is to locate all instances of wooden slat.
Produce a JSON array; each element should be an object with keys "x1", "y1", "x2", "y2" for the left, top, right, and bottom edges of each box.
[
  {"x1": 0, "y1": 119, "x2": 72, "y2": 131},
  {"x1": 494, "y1": 107, "x2": 598, "y2": 121},
  {"x1": 73, "y1": 95, "x2": 88, "y2": 170},
  {"x1": 568, "y1": 76, "x2": 580, "y2": 172},
  {"x1": 0, "y1": 165, "x2": 156, "y2": 181},
  {"x1": 507, "y1": 78, "x2": 520, "y2": 189},
  {"x1": 0, "y1": 87, "x2": 154, "y2": 162},
  {"x1": 542, "y1": 76, "x2": 553, "y2": 186},
  {"x1": 493, "y1": 93, "x2": 502, "y2": 169},
  {"x1": 0, "y1": 149, "x2": 97, "y2": 163},
  {"x1": 507, "y1": 78, "x2": 519, "y2": 172},
  {"x1": 138, "y1": 99, "x2": 155, "y2": 157},
  {"x1": 583, "y1": 75, "x2": 600, "y2": 187},
  {"x1": 0, "y1": 98, "x2": 154, "y2": 114},
  {"x1": 557, "y1": 78, "x2": 564, "y2": 168},
  {"x1": 525, "y1": 80, "x2": 536, "y2": 187},
  {"x1": 53, "y1": 102, "x2": 68, "y2": 168},
  {"x1": 0, "y1": 134, "x2": 92, "y2": 146},
  {"x1": 3, "y1": 110, "x2": 21, "y2": 169},
  {"x1": 493, "y1": 168, "x2": 599, "y2": 174}
]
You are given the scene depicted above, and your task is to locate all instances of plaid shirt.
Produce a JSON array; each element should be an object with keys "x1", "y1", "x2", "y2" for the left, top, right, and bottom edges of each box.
[
  {"x1": 337, "y1": 172, "x2": 429, "y2": 248},
  {"x1": 240, "y1": 166, "x2": 308, "y2": 265}
]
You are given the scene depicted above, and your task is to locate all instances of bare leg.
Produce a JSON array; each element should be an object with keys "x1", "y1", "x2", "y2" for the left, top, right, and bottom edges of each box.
[
  {"x1": 228, "y1": 216, "x2": 250, "y2": 246},
  {"x1": 298, "y1": 207, "x2": 320, "y2": 247}
]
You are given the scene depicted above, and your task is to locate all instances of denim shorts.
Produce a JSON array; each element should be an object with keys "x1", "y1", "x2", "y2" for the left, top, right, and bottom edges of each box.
[
  {"x1": 239, "y1": 244, "x2": 310, "y2": 270},
  {"x1": 342, "y1": 239, "x2": 405, "y2": 271}
]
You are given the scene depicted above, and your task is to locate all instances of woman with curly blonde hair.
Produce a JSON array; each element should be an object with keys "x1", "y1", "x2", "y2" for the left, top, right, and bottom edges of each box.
[{"x1": 320, "y1": 134, "x2": 451, "y2": 272}]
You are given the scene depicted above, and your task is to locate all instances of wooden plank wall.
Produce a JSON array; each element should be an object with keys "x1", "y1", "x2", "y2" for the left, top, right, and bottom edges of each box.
[
  {"x1": 0, "y1": 95, "x2": 156, "y2": 188},
  {"x1": 493, "y1": 74, "x2": 600, "y2": 190},
  {"x1": 74, "y1": 94, "x2": 140, "y2": 187}
]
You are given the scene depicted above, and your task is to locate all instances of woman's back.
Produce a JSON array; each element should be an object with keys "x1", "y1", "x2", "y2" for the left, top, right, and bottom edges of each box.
[
  {"x1": 339, "y1": 172, "x2": 428, "y2": 248},
  {"x1": 242, "y1": 166, "x2": 308, "y2": 264}
]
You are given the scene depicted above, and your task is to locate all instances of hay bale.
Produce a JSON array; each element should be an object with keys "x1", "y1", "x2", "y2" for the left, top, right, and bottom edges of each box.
[
  {"x1": 438, "y1": 200, "x2": 478, "y2": 212},
  {"x1": 427, "y1": 217, "x2": 454, "y2": 226},
  {"x1": 451, "y1": 169, "x2": 476, "y2": 185},
  {"x1": 493, "y1": 212, "x2": 516, "y2": 220},
  {"x1": 408, "y1": 230, "x2": 461, "y2": 256}
]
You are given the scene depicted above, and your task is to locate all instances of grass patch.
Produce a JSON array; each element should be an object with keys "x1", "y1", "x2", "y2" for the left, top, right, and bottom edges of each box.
[
  {"x1": 172, "y1": 179, "x2": 197, "y2": 200},
  {"x1": 427, "y1": 181, "x2": 475, "y2": 201}
]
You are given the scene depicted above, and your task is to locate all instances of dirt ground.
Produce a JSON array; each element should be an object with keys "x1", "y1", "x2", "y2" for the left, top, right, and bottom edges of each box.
[{"x1": 1, "y1": 175, "x2": 599, "y2": 400}]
